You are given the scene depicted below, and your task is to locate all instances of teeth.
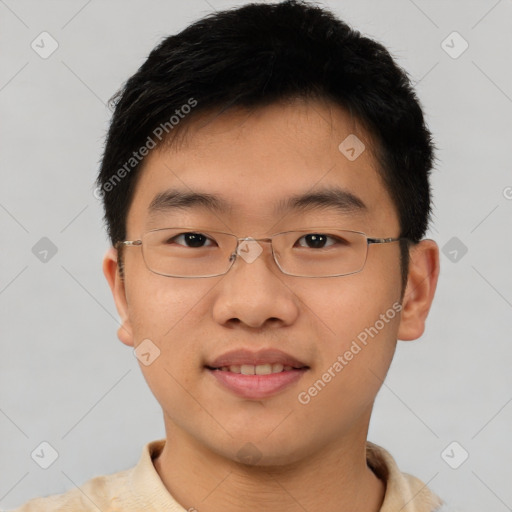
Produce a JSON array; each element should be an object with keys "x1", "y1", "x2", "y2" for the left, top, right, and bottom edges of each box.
[
  {"x1": 223, "y1": 363, "x2": 288, "y2": 374},
  {"x1": 241, "y1": 364, "x2": 254, "y2": 375}
]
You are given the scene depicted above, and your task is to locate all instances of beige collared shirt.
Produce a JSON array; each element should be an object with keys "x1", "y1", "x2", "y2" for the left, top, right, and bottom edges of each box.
[{"x1": 9, "y1": 439, "x2": 447, "y2": 511}]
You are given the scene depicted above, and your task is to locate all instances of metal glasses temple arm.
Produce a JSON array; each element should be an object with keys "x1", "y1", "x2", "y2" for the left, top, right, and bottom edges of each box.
[
  {"x1": 117, "y1": 240, "x2": 142, "y2": 247},
  {"x1": 367, "y1": 237, "x2": 403, "y2": 245}
]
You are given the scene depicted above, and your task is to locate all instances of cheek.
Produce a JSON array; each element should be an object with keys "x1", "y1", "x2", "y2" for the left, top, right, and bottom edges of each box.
[
  {"x1": 124, "y1": 276, "x2": 219, "y2": 398},
  {"x1": 126, "y1": 274, "x2": 213, "y2": 341},
  {"x1": 297, "y1": 273, "x2": 401, "y2": 382},
  {"x1": 333, "y1": 287, "x2": 400, "y2": 341},
  {"x1": 295, "y1": 266, "x2": 400, "y2": 335},
  {"x1": 295, "y1": 285, "x2": 399, "y2": 428},
  {"x1": 124, "y1": 278, "x2": 212, "y2": 411}
]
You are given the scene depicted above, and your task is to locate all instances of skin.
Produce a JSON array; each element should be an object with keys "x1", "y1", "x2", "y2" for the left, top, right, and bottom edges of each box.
[{"x1": 103, "y1": 98, "x2": 439, "y2": 512}]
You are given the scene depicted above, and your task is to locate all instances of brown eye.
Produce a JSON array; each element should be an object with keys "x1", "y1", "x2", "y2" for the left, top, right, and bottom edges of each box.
[
  {"x1": 296, "y1": 233, "x2": 336, "y2": 249},
  {"x1": 169, "y1": 233, "x2": 214, "y2": 248}
]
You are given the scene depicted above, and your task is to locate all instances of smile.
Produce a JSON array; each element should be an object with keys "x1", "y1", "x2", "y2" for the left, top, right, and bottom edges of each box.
[{"x1": 209, "y1": 363, "x2": 299, "y2": 374}]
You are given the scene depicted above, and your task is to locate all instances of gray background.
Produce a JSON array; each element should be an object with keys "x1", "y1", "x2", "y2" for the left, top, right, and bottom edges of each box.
[{"x1": 1, "y1": 0, "x2": 511, "y2": 510}]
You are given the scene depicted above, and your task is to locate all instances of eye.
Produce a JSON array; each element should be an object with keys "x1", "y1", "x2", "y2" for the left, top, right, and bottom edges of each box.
[
  {"x1": 296, "y1": 233, "x2": 339, "y2": 249},
  {"x1": 169, "y1": 232, "x2": 216, "y2": 248}
]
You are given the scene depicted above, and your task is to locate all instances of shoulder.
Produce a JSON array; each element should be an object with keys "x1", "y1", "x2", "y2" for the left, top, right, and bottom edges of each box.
[
  {"x1": 7, "y1": 439, "x2": 170, "y2": 512},
  {"x1": 7, "y1": 467, "x2": 132, "y2": 512},
  {"x1": 366, "y1": 441, "x2": 446, "y2": 512}
]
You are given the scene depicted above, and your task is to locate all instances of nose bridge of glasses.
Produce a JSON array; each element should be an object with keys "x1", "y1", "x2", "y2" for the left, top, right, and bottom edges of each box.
[
  {"x1": 237, "y1": 236, "x2": 273, "y2": 244},
  {"x1": 227, "y1": 235, "x2": 277, "y2": 263}
]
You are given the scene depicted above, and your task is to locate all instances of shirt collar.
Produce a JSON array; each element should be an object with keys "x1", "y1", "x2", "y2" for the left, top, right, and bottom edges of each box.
[{"x1": 128, "y1": 438, "x2": 443, "y2": 512}]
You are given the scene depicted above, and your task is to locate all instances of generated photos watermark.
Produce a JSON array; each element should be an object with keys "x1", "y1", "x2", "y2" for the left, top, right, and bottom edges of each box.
[
  {"x1": 94, "y1": 97, "x2": 198, "y2": 199},
  {"x1": 298, "y1": 301, "x2": 402, "y2": 405}
]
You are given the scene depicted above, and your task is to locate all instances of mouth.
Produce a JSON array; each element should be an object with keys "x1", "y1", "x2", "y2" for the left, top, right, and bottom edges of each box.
[
  {"x1": 206, "y1": 363, "x2": 304, "y2": 374},
  {"x1": 205, "y1": 349, "x2": 309, "y2": 399}
]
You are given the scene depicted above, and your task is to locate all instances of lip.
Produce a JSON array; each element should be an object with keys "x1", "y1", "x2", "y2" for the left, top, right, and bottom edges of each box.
[
  {"x1": 208, "y1": 368, "x2": 308, "y2": 399},
  {"x1": 205, "y1": 348, "x2": 309, "y2": 400},
  {"x1": 206, "y1": 348, "x2": 308, "y2": 369}
]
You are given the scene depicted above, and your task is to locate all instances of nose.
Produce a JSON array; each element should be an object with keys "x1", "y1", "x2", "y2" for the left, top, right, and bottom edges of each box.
[{"x1": 212, "y1": 238, "x2": 300, "y2": 329}]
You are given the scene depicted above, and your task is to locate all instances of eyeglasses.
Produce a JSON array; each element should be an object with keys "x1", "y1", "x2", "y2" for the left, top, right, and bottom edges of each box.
[{"x1": 116, "y1": 227, "x2": 405, "y2": 278}]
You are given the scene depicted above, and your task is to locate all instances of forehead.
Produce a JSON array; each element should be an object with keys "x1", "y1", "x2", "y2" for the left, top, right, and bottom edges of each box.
[{"x1": 126, "y1": 99, "x2": 398, "y2": 234}]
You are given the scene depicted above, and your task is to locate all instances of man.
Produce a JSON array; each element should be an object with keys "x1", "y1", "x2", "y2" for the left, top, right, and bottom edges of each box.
[{"x1": 12, "y1": 1, "x2": 450, "y2": 510}]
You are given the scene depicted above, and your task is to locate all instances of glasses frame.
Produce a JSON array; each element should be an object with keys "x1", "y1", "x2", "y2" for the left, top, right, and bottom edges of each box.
[{"x1": 116, "y1": 227, "x2": 406, "y2": 279}]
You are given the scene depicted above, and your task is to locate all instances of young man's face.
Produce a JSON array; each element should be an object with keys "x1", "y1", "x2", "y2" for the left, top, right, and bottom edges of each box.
[{"x1": 104, "y1": 99, "x2": 438, "y2": 465}]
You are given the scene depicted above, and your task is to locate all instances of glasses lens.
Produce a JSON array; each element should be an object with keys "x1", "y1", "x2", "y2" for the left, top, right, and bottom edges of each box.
[
  {"x1": 274, "y1": 229, "x2": 368, "y2": 277},
  {"x1": 142, "y1": 228, "x2": 235, "y2": 277}
]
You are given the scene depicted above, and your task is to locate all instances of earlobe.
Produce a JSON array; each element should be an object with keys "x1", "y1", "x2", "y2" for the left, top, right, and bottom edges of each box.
[
  {"x1": 102, "y1": 247, "x2": 135, "y2": 347},
  {"x1": 397, "y1": 239, "x2": 440, "y2": 341}
]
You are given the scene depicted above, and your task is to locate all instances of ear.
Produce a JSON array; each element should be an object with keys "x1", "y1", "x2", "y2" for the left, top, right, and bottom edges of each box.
[
  {"x1": 102, "y1": 247, "x2": 135, "y2": 347},
  {"x1": 397, "y1": 239, "x2": 440, "y2": 341}
]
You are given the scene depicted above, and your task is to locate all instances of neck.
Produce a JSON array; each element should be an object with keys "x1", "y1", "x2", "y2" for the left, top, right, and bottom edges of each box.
[{"x1": 153, "y1": 421, "x2": 385, "y2": 512}]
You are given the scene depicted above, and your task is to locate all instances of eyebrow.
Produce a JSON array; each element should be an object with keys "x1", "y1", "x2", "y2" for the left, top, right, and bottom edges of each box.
[{"x1": 147, "y1": 186, "x2": 367, "y2": 218}]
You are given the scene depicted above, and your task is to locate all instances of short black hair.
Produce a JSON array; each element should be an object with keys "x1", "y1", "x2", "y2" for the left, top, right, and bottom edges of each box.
[{"x1": 96, "y1": 0, "x2": 435, "y2": 290}]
